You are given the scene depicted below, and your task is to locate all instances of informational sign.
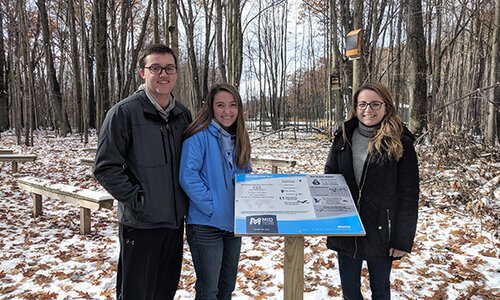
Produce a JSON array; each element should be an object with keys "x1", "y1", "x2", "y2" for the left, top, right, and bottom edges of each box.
[{"x1": 235, "y1": 174, "x2": 365, "y2": 236}]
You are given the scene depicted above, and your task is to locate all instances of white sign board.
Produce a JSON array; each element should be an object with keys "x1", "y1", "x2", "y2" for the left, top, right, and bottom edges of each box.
[{"x1": 235, "y1": 174, "x2": 365, "y2": 236}]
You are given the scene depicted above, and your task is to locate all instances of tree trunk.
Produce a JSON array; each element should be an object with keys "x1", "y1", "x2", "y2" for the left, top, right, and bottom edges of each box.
[
  {"x1": 78, "y1": 0, "x2": 90, "y2": 142},
  {"x1": 10, "y1": 36, "x2": 22, "y2": 144},
  {"x1": 352, "y1": 0, "x2": 363, "y2": 94},
  {"x1": 122, "y1": 0, "x2": 152, "y2": 99},
  {"x1": 178, "y1": 0, "x2": 203, "y2": 111},
  {"x1": 165, "y1": 0, "x2": 179, "y2": 53},
  {"x1": 200, "y1": 0, "x2": 214, "y2": 103},
  {"x1": 153, "y1": 0, "x2": 160, "y2": 43},
  {"x1": 227, "y1": 0, "x2": 243, "y2": 87},
  {"x1": 116, "y1": 0, "x2": 129, "y2": 101},
  {"x1": 0, "y1": 7, "x2": 8, "y2": 132},
  {"x1": 36, "y1": 0, "x2": 71, "y2": 135},
  {"x1": 429, "y1": 0, "x2": 443, "y2": 139},
  {"x1": 339, "y1": 0, "x2": 353, "y2": 96},
  {"x1": 486, "y1": 0, "x2": 499, "y2": 144},
  {"x1": 329, "y1": 0, "x2": 343, "y2": 136},
  {"x1": 405, "y1": 0, "x2": 427, "y2": 135},
  {"x1": 18, "y1": 0, "x2": 33, "y2": 146},
  {"x1": 94, "y1": 0, "x2": 109, "y2": 130},
  {"x1": 393, "y1": 2, "x2": 404, "y2": 113},
  {"x1": 215, "y1": 0, "x2": 227, "y2": 83},
  {"x1": 68, "y1": 0, "x2": 83, "y2": 133}
]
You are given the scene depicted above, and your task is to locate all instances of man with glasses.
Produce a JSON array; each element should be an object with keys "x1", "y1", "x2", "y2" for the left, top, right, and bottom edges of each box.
[{"x1": 94, "y1": 44, "x2": 192, "y2": 300}]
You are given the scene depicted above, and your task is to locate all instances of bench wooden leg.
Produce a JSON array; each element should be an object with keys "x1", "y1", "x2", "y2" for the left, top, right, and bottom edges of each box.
[
  {"x1": 12, "y1": 161, "x2": 18, "y2": 173},
  {"x1": 272, "y1": 165, "x2": 278, "y2": 174},
  {"x1": 80, "y1": 207, "x2": 91, "y2": 234},
  {"x1": 33, "y1": 193, "x2": 42, "y2": 217}
]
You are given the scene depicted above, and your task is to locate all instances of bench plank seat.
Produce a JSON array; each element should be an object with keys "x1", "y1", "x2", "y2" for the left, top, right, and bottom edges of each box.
[
  {"x1": 0, "y1": 154, "x2": 37, "y2": 172},
  {"x1": 252, "y1": 157, "x2": 297, "y2": 173},
  {"x1": 81, "y1": 147, "x2": 97, "y2": 153},
  {"x1": 0, "y1": 149, "x2": 14, "y2": 155},
  {"x1": 79, "y1": 157, "x2": 95, "y2": 166},
  {"x1": 18, "y1": 176, "x2": 114, "y2": 234}
]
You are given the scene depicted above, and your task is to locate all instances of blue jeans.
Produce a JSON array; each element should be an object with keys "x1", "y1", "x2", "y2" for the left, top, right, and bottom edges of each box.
[
  {"x1": 337, "y1": 253, "x2": 392, "y2": 300},
  {"x1": 187, "y1": 224, "x2": 242, "y2": 300}
]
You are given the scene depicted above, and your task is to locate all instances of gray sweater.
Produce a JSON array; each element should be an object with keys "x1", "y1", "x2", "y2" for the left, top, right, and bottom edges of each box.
[{"x1": 351, "y1": 122, "x2": 378, "y2": 184}]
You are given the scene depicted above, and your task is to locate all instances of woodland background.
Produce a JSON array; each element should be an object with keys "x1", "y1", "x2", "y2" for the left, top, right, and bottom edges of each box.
[
  {"x1": 0, "y1": 0, "x2": 498, "y2": 145},
  {"x1": 0, "y1": 1, "x2": 499, "y2": 298}
]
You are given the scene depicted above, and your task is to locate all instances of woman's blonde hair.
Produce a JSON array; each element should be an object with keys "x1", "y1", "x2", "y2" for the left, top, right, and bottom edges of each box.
[
  {"x1": 184, "y1": 83, "x2": 251, "y2": 168},
  {"x1": 345, "y1": 82, "x2": 404, "y2": 160}
]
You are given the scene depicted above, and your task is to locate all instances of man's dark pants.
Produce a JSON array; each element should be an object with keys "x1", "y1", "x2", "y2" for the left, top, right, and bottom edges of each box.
[{"x1": 117, "y1": 223, "x2": 184, "y2": 300}]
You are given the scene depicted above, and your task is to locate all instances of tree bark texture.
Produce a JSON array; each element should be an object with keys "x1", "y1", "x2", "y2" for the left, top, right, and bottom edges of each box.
[
  {"x1": 36, "y1": 0, "x2": 71, "y2": 135},
  {"x1": 405, "y1": 0, "x2": 428, "y2": 135}
]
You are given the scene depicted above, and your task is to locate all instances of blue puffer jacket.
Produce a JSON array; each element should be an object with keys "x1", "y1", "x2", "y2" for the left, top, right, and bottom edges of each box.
[{"x1": 180, "y1": 121, "x2": 251, "y2": 232}]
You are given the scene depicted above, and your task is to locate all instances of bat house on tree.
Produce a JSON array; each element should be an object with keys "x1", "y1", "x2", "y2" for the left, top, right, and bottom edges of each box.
[{"x1": 346, "y1": 29, "x2": 362, "y2": 59}]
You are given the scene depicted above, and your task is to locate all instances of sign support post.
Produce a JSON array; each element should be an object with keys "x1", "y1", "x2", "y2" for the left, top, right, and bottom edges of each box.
[
  {"x1": 267, "y1": 162, "x2": 304, "y2": 300},
  {"x1": 284, "y1": 235, "x2": 304, "y2": 300}
]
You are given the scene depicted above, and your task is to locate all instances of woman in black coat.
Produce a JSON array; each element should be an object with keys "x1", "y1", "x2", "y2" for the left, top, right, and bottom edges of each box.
[{"x1": 325, "y1": 82, "x2": 419, "y2": 299}]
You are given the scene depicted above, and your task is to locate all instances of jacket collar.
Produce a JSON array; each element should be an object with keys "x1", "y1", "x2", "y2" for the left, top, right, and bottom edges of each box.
[
  {"x1": 208, "y1": 119, "x2": 232, "y2": 138},
  {"x1": 137, "y1": 90, "x2": 184, "y2": 119},
  {"x1": 333, "y1": 117, "x2": 358, "y2": 146}
]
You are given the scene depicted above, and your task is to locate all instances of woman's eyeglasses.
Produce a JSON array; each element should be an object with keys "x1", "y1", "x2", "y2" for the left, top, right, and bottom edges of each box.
[{"x1": 357, "y1": 101, "x2": 384, "y2": 110}]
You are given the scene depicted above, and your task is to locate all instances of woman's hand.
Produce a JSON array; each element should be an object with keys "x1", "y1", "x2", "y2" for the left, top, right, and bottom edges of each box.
[{"x1": 389, "y1": 248, "x2": 408, "y2": 258}]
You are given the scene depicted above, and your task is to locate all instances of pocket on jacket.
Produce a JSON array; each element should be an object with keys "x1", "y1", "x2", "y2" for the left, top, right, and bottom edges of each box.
[
  {"x1": 132, "y1": 125, "x2": 167, "y2": 167},
  {"x1": 377, "y1": 209, "x2": 391, "y2": 246},
  {"x1": 205, "y1": 190, "x2": 215, "y2": 218}
]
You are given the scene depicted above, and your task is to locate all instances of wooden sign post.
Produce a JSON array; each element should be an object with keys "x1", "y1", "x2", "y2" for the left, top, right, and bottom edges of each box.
[
  {"x1": 251, "y1": 157, "x2": 303, "y2": 299},
  {"x1": 284, "y1": 235, "x2": 305, "y2": 300}
]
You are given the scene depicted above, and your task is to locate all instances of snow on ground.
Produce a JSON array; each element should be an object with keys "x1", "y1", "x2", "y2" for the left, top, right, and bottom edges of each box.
[{"x1": 0, "y1": 129, "x2": 498, "y2": 299}]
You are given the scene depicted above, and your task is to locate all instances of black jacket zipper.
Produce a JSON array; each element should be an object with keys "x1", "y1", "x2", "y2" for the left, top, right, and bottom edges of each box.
[{"x1": 353, "y1": 152, "x2": 371, "y2": 259}]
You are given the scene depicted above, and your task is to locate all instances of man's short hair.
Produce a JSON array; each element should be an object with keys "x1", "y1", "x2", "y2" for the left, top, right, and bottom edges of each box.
[{"x1": 138, "y1": 44, "x2": 178, "y2": 69}]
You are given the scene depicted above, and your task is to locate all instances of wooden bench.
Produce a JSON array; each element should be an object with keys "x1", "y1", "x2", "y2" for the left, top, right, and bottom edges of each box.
[
  {"x1": 252, "y1": 157, "x2": 297, "y2": 173},
  {"x1": 0, "y1": 149, "x2": 14, "y2": 154},
  {"x1": 0, "y1": 154, "x2": 37, "y2": 172},
  {"x1": 79, "y1": 157, "x2": 95, "y2": 167},
  {"x1": 81, "y1": 147, "x2": 97, "y2": 153},
  {"x1": 18, "y1": 176, "x2": 114, "y2": 234}
]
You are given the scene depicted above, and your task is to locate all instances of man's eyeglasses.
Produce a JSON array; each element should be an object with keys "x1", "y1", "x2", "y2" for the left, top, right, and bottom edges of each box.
[
  {"x1": 144, "y1": 65, "x2": 177, "y2": 75},
  {"x1": 357, "y1": 101, "x2": 384, "y2": 110}
]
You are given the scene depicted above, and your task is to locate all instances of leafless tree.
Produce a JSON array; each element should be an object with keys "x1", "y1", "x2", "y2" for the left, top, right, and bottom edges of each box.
[
  {"x1": 36, "y1": 0, "x2": 71, "y2": 135},
  {"x1": 0, "y1": 3, "x2": 8, "y2": 133},
  {"x1": 405, "y1": 0, "x2": 427, "y2": 135},
  {"x1": 486, "y1": 0, "x2": 499, "y2": 144}
]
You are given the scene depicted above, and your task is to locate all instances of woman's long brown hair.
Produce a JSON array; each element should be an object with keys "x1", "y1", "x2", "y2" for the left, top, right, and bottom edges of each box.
[
  {"x1": 184, "y1": 83, "x2": 251, "y2": 168},
  {"x1": 344, "y1": 82, "x2": 404, "y2": 160}
]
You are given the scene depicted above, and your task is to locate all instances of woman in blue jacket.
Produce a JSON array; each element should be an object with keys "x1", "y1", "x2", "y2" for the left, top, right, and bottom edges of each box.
[{"x1": 180, "y1": 83, "x2": 251, "y2": 299}]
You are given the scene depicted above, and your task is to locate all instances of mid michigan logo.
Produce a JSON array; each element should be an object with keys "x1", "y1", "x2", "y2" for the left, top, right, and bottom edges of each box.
[
  {"x1": 249, "y1": 216, "x2": 276, "y2": 226},
  {"x1": 246, "y1": 214, "x2": 278, "y2": 233}
]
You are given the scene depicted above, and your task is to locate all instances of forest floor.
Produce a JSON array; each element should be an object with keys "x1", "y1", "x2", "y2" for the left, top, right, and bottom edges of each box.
[{"x1": 0, "y1": 129, "x2": 498, "y2": 299}]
